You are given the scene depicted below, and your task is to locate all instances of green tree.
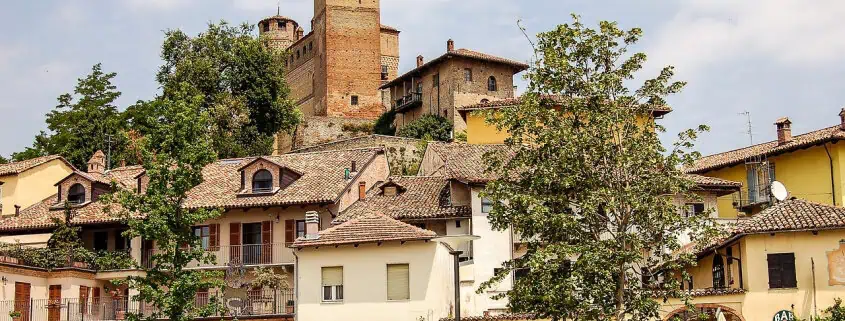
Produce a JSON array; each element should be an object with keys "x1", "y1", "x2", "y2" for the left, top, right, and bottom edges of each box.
[
  {"x1": 373, "y1": 109, "x2": 397, "y2": 136},
  {"x1": 396, "y1": 114, "x2": 452, "y2": 141},
  {"x1": 106, "y1": 85, "x2": 223, "y2": 321},
  {"x1": 478, "y1": 15, "x2": 717, "y2": 320},
  {"x1": 15, "y1": 64, "x2": 128, "y2": 168},
  {"x1": 0, "y1": 155, "x2": 8, "y2": 164},
  {"x1": 819, "y1": 298, "x2": 845, "y2": 321},
  {"x1": 150, "y1": 21, "x2": 300, "y2": 158}
]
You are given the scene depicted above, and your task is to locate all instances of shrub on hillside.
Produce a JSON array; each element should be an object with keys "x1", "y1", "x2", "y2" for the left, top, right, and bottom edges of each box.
[
  {"x1": 373, "y1": 109, "x2": 397, "y2": 136},
  {"x1": 396, "y1": 114, "x2": 452, "y2": 141}
]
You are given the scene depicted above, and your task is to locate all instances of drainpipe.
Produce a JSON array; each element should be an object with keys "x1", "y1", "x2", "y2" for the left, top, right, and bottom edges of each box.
[
  {"x1": 824, "y1": 144, "x2": 837, "y2": 206},
  {"x1": 293, "y1": 251, "x2": 299, "y2": 321}
]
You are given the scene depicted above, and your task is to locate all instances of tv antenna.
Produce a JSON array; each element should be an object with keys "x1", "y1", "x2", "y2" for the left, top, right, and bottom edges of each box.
[{"x1": 739, "y1": 111, "x2": 753, "y2": 145}]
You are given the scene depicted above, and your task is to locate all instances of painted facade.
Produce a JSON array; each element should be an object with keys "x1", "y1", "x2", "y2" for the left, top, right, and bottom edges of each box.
[{"x1": 0, "y1": 157, "x2": 74, "y2": 217}]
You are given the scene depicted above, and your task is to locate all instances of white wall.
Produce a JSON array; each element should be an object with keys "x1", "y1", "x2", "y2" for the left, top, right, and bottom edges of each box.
[
  {"x1": 463, "y1": 186, "x2": 513, "y2": 315},
  {"x1": 296, "y1": 241, "x2": 455, "y2": 321}
]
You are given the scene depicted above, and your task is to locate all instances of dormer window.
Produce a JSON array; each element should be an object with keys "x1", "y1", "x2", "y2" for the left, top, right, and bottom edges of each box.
[
  {"x1": 384, "y1": 186, "x2": 398, "y2": 196},
  {"x1": 253, "y1": 170, "x2": 273, "y2": 193},
  {"x1": 68, "y1": 183, "x2": 86, "y2": 205}
]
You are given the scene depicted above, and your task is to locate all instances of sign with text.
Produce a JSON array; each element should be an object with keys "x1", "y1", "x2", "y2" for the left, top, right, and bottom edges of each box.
[{"x1": 773, "y1": 310, "x2": 794, "y2": 321}]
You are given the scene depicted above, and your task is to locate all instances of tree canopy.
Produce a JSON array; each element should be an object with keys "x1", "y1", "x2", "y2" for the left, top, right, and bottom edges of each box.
[
  {"x1": 396, "y1": 114, "x2": 453, "y2": 141},
  {"x1": 479, "y1": 15, "x2": 717, "y2": 320}
]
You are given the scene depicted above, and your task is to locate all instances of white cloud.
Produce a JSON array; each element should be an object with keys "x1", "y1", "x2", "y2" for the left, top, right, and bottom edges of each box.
[
  {"x1": 126, "y1": 0, "x2": 195, "y2": 11},
  {"x1": 647, "y1": 0, "x2": 845, "y2": 78}
]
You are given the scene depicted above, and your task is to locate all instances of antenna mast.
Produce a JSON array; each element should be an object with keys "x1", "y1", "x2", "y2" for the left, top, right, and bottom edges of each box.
[
  {"x1": 739, "y1": 111, "x2": 753, "y2": 145},
  {"x1": 106, "y1": 134, "x2": 113, "y2": 170},
  {"x1": 277, "y1": 0, "x2": 280, "y2": 15}
]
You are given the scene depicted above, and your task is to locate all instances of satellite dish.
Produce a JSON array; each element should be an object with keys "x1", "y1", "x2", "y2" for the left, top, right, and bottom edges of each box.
[{"x1": 771, "y1": 181, "x2": 788, "y2": 201}]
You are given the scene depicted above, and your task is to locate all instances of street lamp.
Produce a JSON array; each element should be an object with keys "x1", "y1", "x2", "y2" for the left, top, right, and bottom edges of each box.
[{"x1": 433, "y1": 235, "x2": 481, "y2": 321}]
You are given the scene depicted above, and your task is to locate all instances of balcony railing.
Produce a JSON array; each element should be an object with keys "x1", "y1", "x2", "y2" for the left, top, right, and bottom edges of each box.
[
  {"x1": 394, "y1": 92, "x2": 422, "y2": 112},
  {"x1": 142, "y1": 243, "x2": 291, "y2": 269},
  {"x1": 0, "y1": 290, "x2": 295, "y2": 321}
]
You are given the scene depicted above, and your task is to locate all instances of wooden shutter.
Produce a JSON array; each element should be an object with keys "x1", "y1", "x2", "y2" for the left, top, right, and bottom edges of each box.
[
  {"x1": 79, "y1": 286, "x2": 89, "y2": 314},
  {"x1": 782, "y1": 253, "x2": 797, "y2": 288},
  {"x1": 209, "y1": 224, "x2": 219, "y2": 251},
  {"x1": 285, "y1": 219, "x2": 295, "y2": 246},
  {"x1": 322, "y1": 266, "x2": 343, "y2": 286},
  {"x1": 240, "y1": 172, "x2": 245, "y2": 190},
  {"x1": 57, "y1": 186, "x2": 62, "y2": 202},
  {"x1": 48, "y1": 285, "x2": 61, "y2": 321},
  {"x1": 230, "y1": 223, "x2": 241, "y2": 263},
  {"x1": 387, "y1": 264, "x2": 410, "y2": 300},
  {"x1": 14, "y1": 282, "x2": 30, "y2": 321},
  {"x1": 768, "y1": 254, "x2": 783, "y2": 288},
  {"x1": 262, "y1": 221, "x2": 273, "y2": 264}
]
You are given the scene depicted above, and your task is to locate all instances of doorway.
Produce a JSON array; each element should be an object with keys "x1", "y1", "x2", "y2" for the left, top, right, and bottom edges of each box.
[{"x1": 242, "y1": 223, "x2": 262, "y2": 265}]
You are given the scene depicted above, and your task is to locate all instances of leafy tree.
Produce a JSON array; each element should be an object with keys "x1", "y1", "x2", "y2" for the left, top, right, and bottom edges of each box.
[
  {"x1": 396, "y1": 114, "x2": 452, "y2": 141},
  {"x1": 0, "y1": 155, "x2": 8, "y2": 164},
  {"x1": 478, "y1": 15, "x2": 716, "y2": 320},
  {"x1": 819, "y1": 298, "x2": 845, "y2": 321},
  {"x1": 15, "y1": 64, "x2": 129, "y2": 168},
  {"x1": 106, "y1": 84, "x2": 223, "y2": 321},
  {"x1": 373, "y1": 109, "x2": 397, "y2": 136},
  {"x1": 150, "y1": 21, "x2": 300, "y2": 158}
]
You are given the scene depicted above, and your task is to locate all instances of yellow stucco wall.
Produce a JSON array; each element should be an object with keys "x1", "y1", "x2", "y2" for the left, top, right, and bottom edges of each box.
[
  {"x1": 0, "y1": 159, "x2": 74, "y2": 216},
  {"x1": 295, "y1": 241, "x2": 455, "y2": 321},
  {"x1": 465, "y1": 112, "x2": 510, "y2": 145},
  {"x1": 702, "y1": 143, "x2": 845, "y2": 218},
  {"x1": 663, "y1": 229, "x2": 845, "y2": 321}
]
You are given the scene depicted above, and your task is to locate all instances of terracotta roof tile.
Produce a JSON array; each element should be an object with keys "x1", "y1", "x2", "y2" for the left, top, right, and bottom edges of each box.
[
  {"x1": 687, "y1": 125, "x2": 845, "y2": 173},
  {"x1": 425, "y1": 142, "x2": 514, "y2": 184},
  {"x1": 380, "y1": 24, "x2": 399, "y2": 32},
  {"x1": 291, "y1": 212, "x2": 437, "y2": 248},
  {"x1": 0, "y1": 195, "x2": 129, "y2": 231},
  {"x1": 733, "y1": 198, "x2": 845, "y2": 234},
  {"x1": 456, "y1": 95, "x2": 673, "y2": 117},
  {"x1": 335, "y1": 176, "x2": 470, "y2": 223},
  {"x1": 440, "y1": 314, "x2": 537, "y2": 321},
  {"x1": 0, "y1": 155, "x2": 72, "y2": 177},
  {"x1": 380, "y1": 48, "x2": 528, "y2": 89}
]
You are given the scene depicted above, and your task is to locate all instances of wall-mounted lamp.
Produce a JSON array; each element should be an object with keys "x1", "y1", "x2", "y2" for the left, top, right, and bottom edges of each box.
[
  {"x1": 275, "y1": 213, "x2": 281, "y2": 223},
  {"x1": 1, "y1": 276, "x2": 7, "y2": 286}
]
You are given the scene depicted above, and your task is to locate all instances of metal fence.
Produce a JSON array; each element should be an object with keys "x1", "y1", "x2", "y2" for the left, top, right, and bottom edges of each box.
[
  {"x1": 142, "y1": 243, "x2": 290, "y2": 269},
  {"x1": 0, "y1": 290, "x2": 294, "y2": 321}
]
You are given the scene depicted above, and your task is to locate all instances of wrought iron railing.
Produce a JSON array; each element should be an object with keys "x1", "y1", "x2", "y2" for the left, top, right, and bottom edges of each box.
[
  {"x1": 142, "y1": 243, "x2": 291, "y2": 269},
  {"x1": 394, "y1": 92, "x2": 422, "y2": 111}
]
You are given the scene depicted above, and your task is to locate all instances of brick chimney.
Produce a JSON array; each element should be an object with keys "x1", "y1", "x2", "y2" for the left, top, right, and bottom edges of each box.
[
  {"x1": 358, "y1": 182, "x2": 366, "y2": 200},
  {"x1": 416, "y1": 55, "x2": 424, "y2": 67},
  {"x1": 304, "y1": 211, "x2": 320, "y2": 240},
  {"x1": 87, "y1": 150, "x2": 106, "y2": 174},
  {"x1": 839, "y1": 108, "x2": 845, "y2": 131},
  {"x1": 14, "y1": 205, "x2": 20, "y2": 217},
  {"x1": 775, "y1": 117, "x2": 792, "y2": 145},
  {"x1": 447, "y1": 39, "x2": 454, "y2": 52}
]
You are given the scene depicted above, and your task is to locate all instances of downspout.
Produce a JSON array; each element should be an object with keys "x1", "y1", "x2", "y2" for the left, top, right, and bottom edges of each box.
[
  {"x1": 293, "y1": 250, "x2": 299, "y2": 321},
  {"x1": 824, "y1": 143, "x2": 837, "y2": 206}
]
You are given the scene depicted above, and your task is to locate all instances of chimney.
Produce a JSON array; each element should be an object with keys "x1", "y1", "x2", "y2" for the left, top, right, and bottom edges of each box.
[
  {"x1": 839, "y1": 108, "x2": 845, "y2": 131},
  {"x1": 416, "y1": 55, "x2": 424, "y2": 67},
  {"x1": 351, "y1": 160, "x2": 357, "y2": 173},
  {"x1": 14, "y1": 205, "x2": 20, "y2": 217},
  {"x1": 87, "y1": 150, "x2": 106, "y2": 174},
  {"x1": 296, "y1": 27, "x2": 304, "y2": 40},
  {"x1": 358, "y1": 182, "x2": 366, "y2": 200},
  {"x1": 119, "y1": 160, "x2": 126, "y2": 168},
  {"x1": 447, "y1": 39, "x2": 455, "y2": 52},
  {"x1": 305, "y1": 211, "x2": 320, "y2": 240},
  {"x1": 775, "y1": 117, "x2": 792, "y2": 145}
]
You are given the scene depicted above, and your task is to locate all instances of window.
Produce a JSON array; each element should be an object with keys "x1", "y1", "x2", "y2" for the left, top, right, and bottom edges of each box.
[
  {"x1": 386, "y1": 264, "x2": 410, "y2": 300},
  {"x1": 481, "y1": 198, "x2": 494, "y2": 213},
  {"x1": 322, "y1": 266, "x2": 343, "y2": 302},
  {"x1": 684, "y1": 203, "x2": 705, "y2": 218},
  {"x1": 514, "y1": 268, "x2": 529, "y2": 281},
  {"x1": 68, "y1": 183, "x2": 86, "y2": 205},
  {"x1": 193, "y1": 226, "x2": 211, "y2": 250},
  {"x1": 308, "y1": 42, "x2": 313, "y2": 51},
  {"x1": 411, "y1": 222, "x2": 426, "y2": 230},
  {"x1": 464, "y1": 68, "x2": 473, "y2": 82},
  {"x1": 295, "y1": 220, "x2": 306, "y2": 239},
  {"x1": 278, "y1": 21, "x2": 286, "y2": 31},
  {"x1": 94, "y1": 231, "x2": 108, "y2": 251},
  {"x1": 432, "y1": 74, "x2": 440, "y2": 88},
  {"x1": 487, "y1": 76, "x2": 498, "y2": 91},
  {"x1": 455, "y1": 220, "x2": 461, "y2": 228},
  {"x1": 115, "y1": 229, "x2": 128, "y2": 251},
  {"x1": 768, "y1": 253, "x2": 797, "y2": 289},
  {"x1": 351, "y1": 95, "x2": 359, "y2": 105},
  {"x1": 712, "y1": 254, "x2": 725, "y2": 288},
  {"x1": 262, "y1": 23, "x2": 269, "y2": 33},
  {"x1": 381, "y1": 65, "x2": 389, "y2": 80},
  {"x1": 252, "y1": 169, "x2": 273, "y2": 193},
  {"x1": 296, "y1": 50, "x2": 300, "y2": 59}
]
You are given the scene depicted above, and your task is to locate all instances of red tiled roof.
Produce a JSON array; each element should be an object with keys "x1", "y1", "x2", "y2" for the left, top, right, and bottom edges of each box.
[
  {"x1": 440, "y1": 314, "x2": 537, "y2": 321},
  {"x1": 291, "y1": 212, "x2": 437, "y2": 248},
  {"x1": 424, "y1": 142, "x2": 514, "y2": 184},
  {"x1": 456, "y1": 95, "x2": 673, "y2": 117},
  {"x1": 684, "y1": 288, "x2": 746, "y2": 297},
  {"x1": 733, "y1": 198, "x2": 845, "y2": 234},
  {"x1": 686, "y1": 174, "x2": 741, "y2": 189},
  {"x1": 335, "y1": 176, "x2": 471, "y2": 223},
  {"x1": 0, "y1": 155, "x2": 73, "y2": 177},
  {"x1": 379, "y1": 48, "x2": 529, "y2": 89},
  {"x1": 380, "y1": 24, "x2": 399, "y2": 32},
  {"x1": 687, "y1": 125, "x2": 845, "y2": 173},
  {"x1": 0, "y1": 195, "x2": 129, "y2": 232}
]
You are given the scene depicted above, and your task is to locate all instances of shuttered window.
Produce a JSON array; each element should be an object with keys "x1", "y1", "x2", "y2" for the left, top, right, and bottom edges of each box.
[
  {"x1": 768, "y1": 253, "x2": 797, "y2": 289},
  {"x1": 387, "y1": 264, "x2": 410, "y2": 301},
  {"x1": 322, "y1": 266, "x2": 343, "y2": 302}
]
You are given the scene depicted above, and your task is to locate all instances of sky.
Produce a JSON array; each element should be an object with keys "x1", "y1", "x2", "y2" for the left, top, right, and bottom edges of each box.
[{"x1": 2, "y1": 0, "x2": 845, "y2": 158}]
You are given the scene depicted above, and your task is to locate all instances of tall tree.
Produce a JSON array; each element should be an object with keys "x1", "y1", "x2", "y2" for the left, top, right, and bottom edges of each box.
[
  {"x1": 478, "y1": 15, "x2": 717, "y2": 320},
  {"x1": 150, "y1": 21, "x2": 300, "y2": 158},
  {"x1": 15, "y1": 64, "x2": 128, "y2": 168},
  {"x1": 106, "y1": 84, "x2": 223, "y2": 321}
]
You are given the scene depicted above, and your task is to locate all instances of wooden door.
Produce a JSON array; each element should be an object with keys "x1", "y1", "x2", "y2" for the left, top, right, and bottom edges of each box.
[
  {"x1": 48, "y1": 285, "x2": 61, "y2": 321},
  {"x1": 14, "y1": 282, "x2": 30, "y2": 321}
]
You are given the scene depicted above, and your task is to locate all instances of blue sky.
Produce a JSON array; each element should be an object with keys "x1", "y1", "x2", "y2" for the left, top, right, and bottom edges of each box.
[{"x1": 2, "y1": 0, "x2": 845, "y2": 157}]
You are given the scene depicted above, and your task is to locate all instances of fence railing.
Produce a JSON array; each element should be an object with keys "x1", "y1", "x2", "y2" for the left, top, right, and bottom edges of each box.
[
  {"x1": 0, "y1": 290, "x2": 295, "y2": 321},
  {"x1": 142, "y1": 243, "x2": 291, "y2": 269}
]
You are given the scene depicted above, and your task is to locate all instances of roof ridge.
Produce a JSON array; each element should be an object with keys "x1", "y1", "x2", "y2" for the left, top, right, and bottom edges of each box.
[
  {"x1": 697, "y1": 124, "x2": 839, "y2": 160},
  {"x1": 283, "y1": 146, "x2": 384, "y2": 156}
]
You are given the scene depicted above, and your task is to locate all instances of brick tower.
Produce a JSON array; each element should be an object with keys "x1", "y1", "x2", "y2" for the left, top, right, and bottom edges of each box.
[{"x1": 258, "y1": 14, "x2": 302, "y2": 50}]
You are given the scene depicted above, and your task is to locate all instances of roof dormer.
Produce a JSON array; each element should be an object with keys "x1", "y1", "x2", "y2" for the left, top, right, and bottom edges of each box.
[
  {"x1": 53, "y1": 171, "x2": 110, "y2": 208},
  {"x1": 379, "y1": 178, "x2": 407, "y2": 197},
  {"x1": 237, "y1": 157, "x2": 302, "y2": 197}
]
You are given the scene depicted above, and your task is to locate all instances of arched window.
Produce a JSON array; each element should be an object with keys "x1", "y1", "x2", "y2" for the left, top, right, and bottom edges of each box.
[
  {"x1": 68, "y1": 183, "x2": 86, "y2": 205},
  {"x1": 480, "y1": 98, "x2": 490, "y2": 104},
  {"x1": 487, "y1": 76, "x2": 497, "y2": 91},
  {"x1": 252, "y1": 169, "x2": 273, "y2": 193},
  {"x1": 712, "y1": 254, "x2": 725, "y2": 288}
]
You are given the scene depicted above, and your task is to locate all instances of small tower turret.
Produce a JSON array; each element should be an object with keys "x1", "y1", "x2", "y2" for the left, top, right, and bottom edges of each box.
[{"x1": 258, "y1": 15, "x2": 300, "y2": 50}]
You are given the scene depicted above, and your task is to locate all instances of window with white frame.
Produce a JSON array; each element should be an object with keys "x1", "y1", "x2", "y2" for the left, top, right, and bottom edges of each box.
[
  {"x1": 481, "y1": 197, "x2": 494, "y2": 213},
  {"x1": 684, "y1": 203, "x2": 705, "y2": 218},
  {"x1": 386, "y1": 264, "x2": 410, "y2": 301},
  {"x1": 322, "y1": 266, "x2": 343, "y2": 302}
]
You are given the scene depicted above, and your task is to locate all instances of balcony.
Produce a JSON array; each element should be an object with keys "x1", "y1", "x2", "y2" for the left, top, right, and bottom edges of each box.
[
  {"x1": 0, "y1": 289, "x2": 294, "y2": 321},
  {"x1": 394, "y1": 92, "x2": 422, "y2": 113},
  {"x1": 142, "y1": 243, "x2": 292, "y2": 269}
]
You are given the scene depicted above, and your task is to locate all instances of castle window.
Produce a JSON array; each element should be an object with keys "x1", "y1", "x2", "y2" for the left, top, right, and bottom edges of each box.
[
  {"x1": 278, "y1": 21, "x2": 286, "y2": 31},
  {"x1": 464, "y1": 68, "x2": 473, "y2": 82},
  {"x1": 68, "y1": 183, "x2": 86, "y2": 205},
  {"x1": 262, "y1": 23, "x2": 269, "y2": 33},
  {"x1": 252, "y1": 169, "x2": 273, "y2": 193},
  {"x1": 381, "y1": 65, "x2": 389, "y2": 80},
  {"x1": 351, "y1": 95, "x2": 359, "y2": 105},
  {"x1": 487, "y1": 76, "x2": 498, "y2": 91}
]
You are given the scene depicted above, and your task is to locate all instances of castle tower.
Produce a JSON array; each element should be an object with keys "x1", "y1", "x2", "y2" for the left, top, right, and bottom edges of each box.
[
  {"x1": 258, "y1": 15, "x2": 301, "y2": 50},
  {"x1": 312, "y1": 0, "x2": 385, "y2": 118}
]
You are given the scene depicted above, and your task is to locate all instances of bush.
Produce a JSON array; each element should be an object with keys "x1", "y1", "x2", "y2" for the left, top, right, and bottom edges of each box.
[
  {"x1": 396, "y1": 114, "x2": 452, "y2": 141},
  {"x1": 373, "y1": 109, "x2": 396, "y2": 135}
]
